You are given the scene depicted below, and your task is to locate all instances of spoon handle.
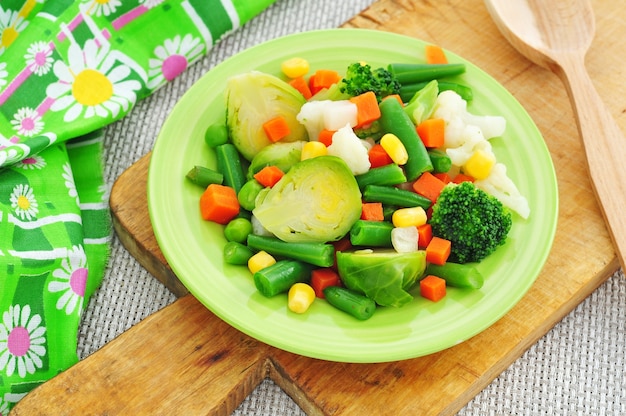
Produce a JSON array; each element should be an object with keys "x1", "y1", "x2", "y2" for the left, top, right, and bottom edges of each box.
[{"x1": 555, "y1": 54, "x2": 626, "y2": 271}]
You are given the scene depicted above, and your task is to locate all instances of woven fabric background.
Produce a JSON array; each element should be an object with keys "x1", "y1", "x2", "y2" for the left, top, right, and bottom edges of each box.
[{"x1": 76, "y1": 0, "x2": 626, "y2": 414}]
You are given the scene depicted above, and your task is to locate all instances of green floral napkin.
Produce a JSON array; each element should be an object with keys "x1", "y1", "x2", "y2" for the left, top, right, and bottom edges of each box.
[{"x1": 0, "y1": 0, "x2": 275, "y2": 412}]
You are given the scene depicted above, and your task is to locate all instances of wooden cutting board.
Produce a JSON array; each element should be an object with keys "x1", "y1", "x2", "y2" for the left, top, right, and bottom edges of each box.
[{"x1": 13, "y1": 0, "x2": 623, "y2": 414}]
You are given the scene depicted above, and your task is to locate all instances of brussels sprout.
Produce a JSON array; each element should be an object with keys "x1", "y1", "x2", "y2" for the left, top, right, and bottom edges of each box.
[
  {"x1": 252, "y1": 156, "x2": 362, "y2": 243},
  {"x1": 226, "y1": 71, "x2": 309, "y2": 161},
  {"x1": 247, "y1": 141, "x2": 304, "y2": 179},
  {"x1": 336, "y1": 250, "x2": 426, "y2": 307}
]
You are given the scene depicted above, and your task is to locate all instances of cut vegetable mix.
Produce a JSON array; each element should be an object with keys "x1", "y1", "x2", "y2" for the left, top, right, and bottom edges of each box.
[{"x1": 192, "y1": 54, "x2": 529, "y2": 318}]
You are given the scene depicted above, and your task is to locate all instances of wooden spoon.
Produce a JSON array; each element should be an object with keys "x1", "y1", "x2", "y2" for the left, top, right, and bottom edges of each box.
[{"x1": 484, "y1": 0, "x2": 626, "y2": 271}]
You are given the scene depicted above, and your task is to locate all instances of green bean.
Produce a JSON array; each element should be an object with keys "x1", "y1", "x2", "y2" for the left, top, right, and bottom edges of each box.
[
  {"x1": 363, "y1": 185, "x2": 431, "y2": 209},
  {"x1": 388, "y1": 63, "x2": 466, "y2": 84},
  {"x1": 204, "y1": 123, "x2": 229, "y2": 148},
  {"x1": 424, "y1": 262, "x2": 484, "y2": 289},
  {"x1": 323, "y1": 286, "x2": 376, "y2": 320},
  {"x1": 254, "y1": 259, "x2": 314, "y2": 297},
  {"x1": 349, "y1": 220, "x2": 393, "y2": 247},
  {"x1": 185, "y1": 165, "x2": 224, "y2": 188},
  {"x1": 215, "y1": 143, "x2": 246, "y2": 194},
  {"x1": 246, "y1": 234, "x2": 335, "y2": 267},
  {"x1": 355, "y1": 163, "x2": 407, "y2": 189},
  {"x1": 427, "y1": 149, "x2": 452, "y2": 174},
  {"x1": 238, "y1": 179, "x2": 264, "y2": 211},
  {"x1": 399, "y1": 81, "x2": 473, "y2": 103},
  {"x1": 379, "y1": 97, "x2": 433, "y2": 181},
  {"x1": 223, "y1": 241, "x2": 254, "y2": 265},
  {"x1": 224, "y1": 217, "x2": 253, "y2": 244},
  {"x1": 383, "y1": 205, "x2": 397, "y2": 222}
]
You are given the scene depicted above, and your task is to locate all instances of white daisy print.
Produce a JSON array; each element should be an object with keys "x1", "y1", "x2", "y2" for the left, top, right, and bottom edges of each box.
[
  {"x1": 62, "y1": 162, "x2": 78, "y2": 199},
  {"x1": 48, "y1": 246, "x2": 88, "y2": 314},
  {"x1": 10, "y1": 107, "x2": 44, "y2": 137},
  {"x1": 15, "y1": 154, "x2": 46, "y2": 170},
  {"x1": 0, "y1": 396, "x2": 9, "y2": 415},
  {"x1": 83, "y1": 0, "x2": 122, "y2": 17},
  {"x1": 147, "y1": 34, "x2": 204, "y2": 89},
  {"x1": 25, "y1": 40, "x2": 54, "y2": 76},
  {"x1": 0, "y1": 61, "x2": 7, "y2": 89},
  {"x1": 0, "y1": 8, "x2": 29, "y2": 53},
  {"x1": 139, "y1": 0, "x2": 165, "y2": 9},
  {"x1": 0, "y1": 145, "x2": 20, "y2": 167},
  {"x1": 46, "y1": 39, "x2": 142, "y2": 123},
  {"x1": 0, "y1": 304, "x2": 47, "y2": 378},
  {"x1": 9, "y1": 183, "x2": 38, "y2": 221}
]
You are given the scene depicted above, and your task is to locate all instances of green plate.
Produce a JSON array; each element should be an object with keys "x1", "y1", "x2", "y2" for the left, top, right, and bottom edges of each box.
[{"x1": 148, "y1": 29, "x2": 558, "y2": 363}]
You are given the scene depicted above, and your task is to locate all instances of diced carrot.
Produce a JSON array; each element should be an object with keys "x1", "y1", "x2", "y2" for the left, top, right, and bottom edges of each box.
[
  {"x1": 333, "y1": 237, "x2": 352, "y2": 253},
  {"x1": 425, "y1": 236, "x2": 451, "y2": 265},
  {"x1": 308, "y1": 74, "x2": 319, "y2": 95},
  {"x1": 331, "y1": 237, "x2": 352, "y2": 271},
  {"x1": 289, "y1": 76, "x2": 312, "y2": 99},
  {"x1": 253, "y1": 165, "x2": 284, "y2": 188},
  {"x1": 452, "y1": 173, "x2": 475, "y2": 184},
  {"x1": 413, "y1": 171, "x2": 446, "y2": 203},
  {"x1": 360, "y1": 202, "x2": 384, "y2": 221},
  {"x1": 368, "y1": 143, "x2": 393, "y2": 168},
  {"x1": 425, "y1": 209, "x2": 432, "y2": 223},
  {"x1": 420, "y1": 275, "x2": 446, "y2": 302},
  {"x1": 433, "y1": 172, "x2": 452, "y2": 184},
  {"x1": 199, "y1": 184, "x2": 240, "y2": 224},
  {"x1": 318, "y1": 129, "x2": 335, "y2": 147},
  {"x1": 381, "y1": 94, "x2": 403, "y2": 105},
  {"x1": 425, "y1": 44, "x2": 449, "y2": 64},
  {"x1": 417, "y1": 223, "x2": 433, "y2": 249},
  {"x1": 349, "y1": 91, "x2": 381, "y2": 128},
  {"x1": 263, "y1": 116, "x2": 291, "y2": 143},
  {"x1": 416, "y1": 118, "x2": 445, "y2": 148},
  {"x1": 311, "y1": 268, "x2": 342, "y2": 298},
  {"x1": 309, "y1": 69, "x2": 341, "y2": 95}
]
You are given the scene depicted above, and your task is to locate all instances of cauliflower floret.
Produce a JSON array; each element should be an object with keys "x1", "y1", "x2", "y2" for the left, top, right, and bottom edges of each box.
[
  {"x1": 440, "y1": 116, "x2": 466, "y2": 148},
  {"x1": 446, "y1": 124, "x2": 495, "y2": 167},
  {"x1": 296, "y1": 100, "x2": 326, "y2": 142},
  {"x1": 464, "y1": 112, "x2": 506, "y2": 140},
  {"x1": 296, "y1": 100, "x2": 357, "y2": 141},
  {"x1": 474, "y1": 163, "x2": 530, "y2": 219},
  {"x1": 323, "y1": 100, "x2": 357, "y2": 131},
  {"x1": 327, "y1": 124, "x2": 371, "y2": 175},
  {"x1": 433, "y1": 90, "x2": 506, "y2": 146},
  {"x1": 433, "y1": 89, "x2": 467, "y2": 120}
]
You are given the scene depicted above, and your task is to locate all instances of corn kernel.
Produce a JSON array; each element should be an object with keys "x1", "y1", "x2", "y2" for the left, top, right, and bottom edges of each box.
[
  {"x1": 288, "y1": 283, "x2": 316, "y2": 314},
  {"x1": 380, "y1": 133, "x2": 409, "y2": 165},
  {"x1": 247, "y1": 250, "x2": 276, "y2": 274},
  {"x1": 301, "y1": 140, "x2": 328, "y2": 160},
  {"x1": 391, "y1": 207, "x2": 427, "y2": 228},
  {"x1": 280, "y1": 57, "x2": 310, "y2": 79},
  {"x1": 464, "y1": 149, "x2": 496, "y2": 180}
]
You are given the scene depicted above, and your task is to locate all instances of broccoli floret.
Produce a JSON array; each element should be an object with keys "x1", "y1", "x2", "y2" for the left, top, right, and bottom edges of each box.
[
  {"x1": 339, "y1": 62, "x2": 401, "y2": 101},
  {"x1": 429, "y1": 181, "x2": 512, "y2": 263}
]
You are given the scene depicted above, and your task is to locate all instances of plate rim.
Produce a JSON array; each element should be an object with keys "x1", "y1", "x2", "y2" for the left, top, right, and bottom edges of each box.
[{"x1": 147, "y1": 28, "x2": 559, "y2": 363}]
